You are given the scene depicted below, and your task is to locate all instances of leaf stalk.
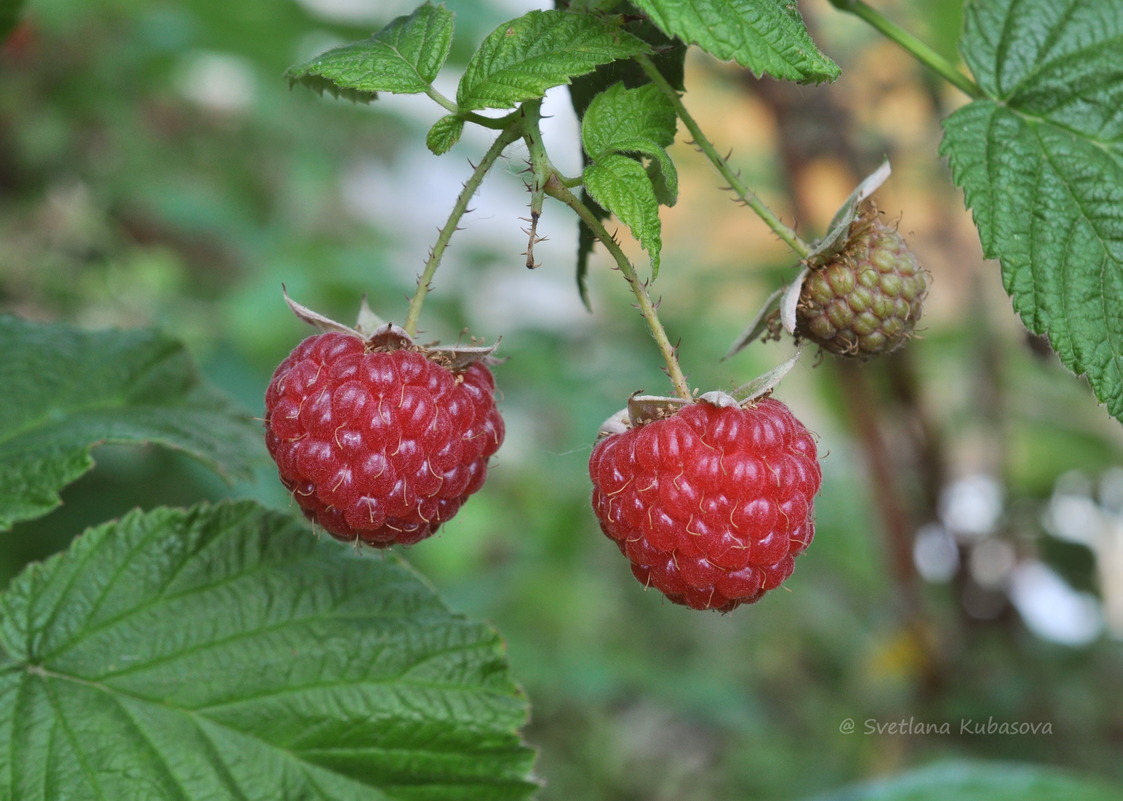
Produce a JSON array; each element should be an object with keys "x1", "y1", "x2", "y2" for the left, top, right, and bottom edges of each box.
[
  {"x1": 827, "y1": 0, "x2": 984, "y2": 99},
  {"x1": 635, "y1": 54, "x2": 813, "y2": 259}
]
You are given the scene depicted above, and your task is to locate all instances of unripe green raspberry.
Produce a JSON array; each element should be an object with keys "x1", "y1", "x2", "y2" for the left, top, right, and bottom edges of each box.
[{"x1": 796, "y1": 209, "x2": 928, "y2": 359}]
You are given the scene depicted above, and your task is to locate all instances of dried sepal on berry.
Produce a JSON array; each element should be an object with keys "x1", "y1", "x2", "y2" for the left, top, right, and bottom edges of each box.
[
  {"x1": 598, "y1": 348, "x2": 804, "y2": 441},
  {"x1": 280, "y1": 285, "x2": 500, "y2": 368}
]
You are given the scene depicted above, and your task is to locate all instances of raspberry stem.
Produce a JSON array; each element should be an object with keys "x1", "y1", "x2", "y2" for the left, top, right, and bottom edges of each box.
[
  {"x1": 635, "y1": 55, "x2": 813, "y2": 260},
  {"x1": 521, "y1": 100, "x2": 550, "y2": 270},
  {"x1": 403, "y1": 124, "x2": 522, "y2": 337},
  {"x1": 826, "y1": 1, "x2": 983, "y2": 99},
  {"x1": 423, "y1": 85, "x2": 516, "y2": 130},
  {"x1": 545, "y1": 177, "x2": 692, "y2": 401}
]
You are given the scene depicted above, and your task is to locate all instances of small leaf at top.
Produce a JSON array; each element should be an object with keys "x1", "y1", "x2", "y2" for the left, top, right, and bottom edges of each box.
[
  {"x1": 568, "y1": 13, "x2": 686, "y2": 303},
  {"x1": 582, "y1": 83, "x2": 680, "y2": 209},
  {"x1": 584, "y1": 154, "x2": 663, "y2": 278},
  {"x1": 630, "y1": 0, "x2": 839, "y2": 84},
  {"x1": 286, "y1": 2, "x2": 454, "y2": 101},
  {"x1": 780, "y1": 265, "x2": 808, "y2": 336},
  {"x1": 581, "y1": 82, "x2": 677, "y2": 160},
  {"x1": 941, "y1": 0, "x2": 1123, "y2": 420},
  {"x1": 0, "y1": 501, "x2": 539, "y2": 800},
  {"x1": 354, "y1": 294, "x2": 388, "y2": 337},
  {"x1": 0, "y1": 317, "x2": 263, "y2": 531},
  {"x1": 282, "y1": 285, "x2": 363, "y2": 337},
  {"x1": 427, "y1": 113, "x2": 466, "y2": 154},
  {"x1": 457, "y1": 10, "x2": 649, "y2": 111}
]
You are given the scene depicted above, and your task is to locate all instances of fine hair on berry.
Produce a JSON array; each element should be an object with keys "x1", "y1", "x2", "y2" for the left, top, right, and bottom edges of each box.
[
  {"x1": 589, "y1": 397, "x2": 821, "y2": 612},
  {"x1": 265, "y1": 332, "x2": 504, "y2": 547}
]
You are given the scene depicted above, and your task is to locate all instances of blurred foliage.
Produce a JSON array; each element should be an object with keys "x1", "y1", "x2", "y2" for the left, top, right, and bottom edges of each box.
[{"x1": 2, "y1": 1, "x2": 1122, "y2": 800}]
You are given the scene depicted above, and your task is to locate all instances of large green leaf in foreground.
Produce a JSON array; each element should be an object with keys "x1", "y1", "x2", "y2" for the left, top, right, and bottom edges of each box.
[
  {"x1": 808, "y1": 760, "x2": 1123, "y2": 801},
  {"x1": 941, "y1": 0, "x2": 1123, "y2": 419},
  {"x1": 0, "y1": 502, "x2": 537, "y2": 800},
  {"x1": 0, "y1": 316, "x2": 262, "y2": 530}
]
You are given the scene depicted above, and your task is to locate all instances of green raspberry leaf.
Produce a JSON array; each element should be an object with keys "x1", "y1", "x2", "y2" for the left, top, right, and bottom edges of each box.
[
  {"x1": 457, "y1": 10, "x2": 650, "y2": 111},
  {"x1": 285, "y1": 2, "x2": 454, "y2": 102},
  {"x1": 807, "y1": 760, "x2": 1123, "y2": 801},
  {"x1": 0, "y1": 317, "x2": 263, "y2": 531},
  {"x1": 584, "y1": 153, "x2": 663, "y2": 278},
  {"x1": 630, "y1": 0, "x2": 839, "y2": 84},
  {"x1": 568, "y1": 13, "x2": 686, "y2": 121},
  {"x1": 582, "y1": 83, "x2": 679, "y2": 207},
  {"x1": 0, "y1": 502, "x2": 539, "y2": 801},
  {"x1": 940, "y1": 0, "x2": 1123, "y2": 420},
  {"x1": 427, "y1": 113, "x2": 466, "y2": 155},
  {"x1": 567, "y1": 13, "x2": 686, "y2": 310},
  {"x1": 581, "y1": 83, "x2": 676, "y2": 158}
]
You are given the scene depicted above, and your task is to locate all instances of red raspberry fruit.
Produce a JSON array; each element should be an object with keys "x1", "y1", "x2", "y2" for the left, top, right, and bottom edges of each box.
[
  {"x1": 589, "y1": 397, "x2": 820, "y2": 612},
  {"x1": 265, "y1": 331, "x2": 504, "y2": 546}
]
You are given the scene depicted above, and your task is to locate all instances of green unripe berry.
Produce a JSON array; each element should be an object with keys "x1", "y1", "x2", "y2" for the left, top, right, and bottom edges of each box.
[{"x1": 796, "y1": 208, "x2": 928, "y2": 359}]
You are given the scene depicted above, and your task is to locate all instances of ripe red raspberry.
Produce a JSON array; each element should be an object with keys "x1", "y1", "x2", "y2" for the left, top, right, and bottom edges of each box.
[
  {"x1": 264, "y1": 331, "x2": 504, "y2": 547},
  {"x1": 589, "y1": 397, "x2": 820, "y2": 612}
]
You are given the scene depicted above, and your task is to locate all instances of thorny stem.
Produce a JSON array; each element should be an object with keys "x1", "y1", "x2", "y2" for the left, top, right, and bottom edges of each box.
[
  {"x1": 403, "y1": 124, "x2": 522, "y2": 337},
  {"x1": 521, "y1": 100, "x2": 550, "y2": 269},
  {"x1": 545, "y1": 177, "x2": 692, "y2": 401},
  {"x1": 827, "y1": 0, "x2": 984, "y2": 99},
  {"x1": 636, "y1": 54, "x2": 813, "y2": 259}
]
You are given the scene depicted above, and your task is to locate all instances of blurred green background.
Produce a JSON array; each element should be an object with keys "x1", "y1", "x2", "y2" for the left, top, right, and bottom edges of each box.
[{"x1": 2, "y1": 1, "x2": 1122, "y2": 799}]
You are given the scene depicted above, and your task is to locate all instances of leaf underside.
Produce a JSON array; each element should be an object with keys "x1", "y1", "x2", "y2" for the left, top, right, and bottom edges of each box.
[
  {"x1": 0, "y1": 316, "x2": 263, "y2": 531},
  {"x1": 941, "y1": 0, "x2": 1123, "y2": 421},
  {"x1": 0, "y1": 502, "x2": 538, "y2": 801}
]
